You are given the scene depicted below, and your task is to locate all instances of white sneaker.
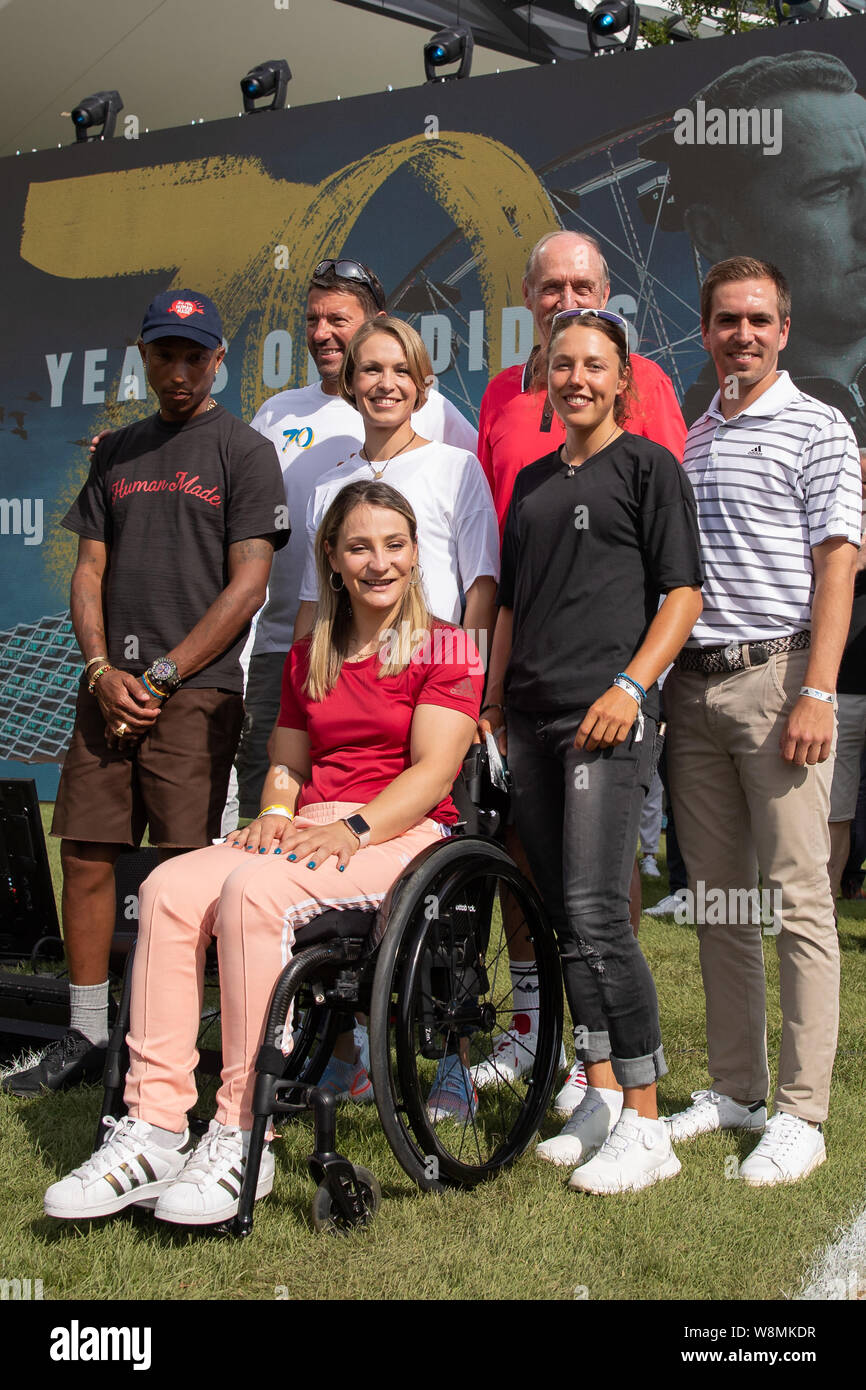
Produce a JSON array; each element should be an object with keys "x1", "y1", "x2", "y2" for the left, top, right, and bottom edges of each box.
[
  {"x1": 471, "y1": 1019, "x2": 538, "y2": 1088},
  {"x1": 567, "y1": 1109, "x2": 681, "y2": 1194},
  {"x1": 737, "y1": 1112, "x2": 826, "y2": 1188},
  {"x1": 665, "y1": 1088, "x2": 767, "y2": 1142},
  {"x1": 536, "y1": 1085, "x2": 623, "y2": 1167},
  {"x1": 553, "y1": 1059, "x2": 588, "y2": 1117},
  {"x1": 154, "y1": 1120, "x2": 275, "y2": 1226},
  {"x1": 44, "y1": 1116, "x2": 194, "y2": 1220},
  {"x1": 640, "y1": 854, "x2": 661, "y2": 879},
  {"x1": 643, "y1": 889, "x2": 688, "y2": 918}
]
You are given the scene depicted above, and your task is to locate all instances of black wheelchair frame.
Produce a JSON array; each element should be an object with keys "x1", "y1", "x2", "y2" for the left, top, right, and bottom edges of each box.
[{"x1": 97, "y1": 747, "x2": 564, "y2": 1236}]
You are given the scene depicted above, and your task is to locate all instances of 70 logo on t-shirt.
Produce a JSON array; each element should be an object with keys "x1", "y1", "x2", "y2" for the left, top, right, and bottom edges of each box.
[{"x1": 282, "y1": 427, "x2": 314, "y2": 453}]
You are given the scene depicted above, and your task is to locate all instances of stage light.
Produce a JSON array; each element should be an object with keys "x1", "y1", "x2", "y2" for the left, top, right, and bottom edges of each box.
[
  {"x1": 70, "y1": 91, "x2": 123, "y2": 143},
  {"x1": 774, "y1": 0, "x2": 828, "y2": 19},
  {"x1": 240, "y1": 59, "x2": 291, "y2": 113},
  {"x1": 424, "y1": 25, "x2": 474, "y2": 82},
  {"x1": 588, "y1": 1, "x2": 640, "y2": 55}
]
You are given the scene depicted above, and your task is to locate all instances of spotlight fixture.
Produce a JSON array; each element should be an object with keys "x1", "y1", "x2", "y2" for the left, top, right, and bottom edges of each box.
[
  {"x1": 424, "y1": 25, "x2": 474, "y2": 82},
  {"x1": 240, "y1": 59, "x2": 291, "y2": 113},
  {"x1": 773, "y1": 0, "x2": 828, "y2": 19},
  {"x1": 70, "y1": 90, "x2": 123, "y2": 143},
  {"x1": 588, "y1": 1, "x2": 640, "y2": 55}
]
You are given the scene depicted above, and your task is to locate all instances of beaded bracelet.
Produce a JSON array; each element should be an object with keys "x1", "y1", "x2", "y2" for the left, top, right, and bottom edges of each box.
[{"x1": 87, "y1": 663, "x2": 113, "y2": 694}]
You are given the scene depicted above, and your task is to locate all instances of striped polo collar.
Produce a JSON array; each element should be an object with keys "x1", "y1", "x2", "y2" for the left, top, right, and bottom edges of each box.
[{"x1": 705, "y1": 370, "x2": 799, "y2": 424}]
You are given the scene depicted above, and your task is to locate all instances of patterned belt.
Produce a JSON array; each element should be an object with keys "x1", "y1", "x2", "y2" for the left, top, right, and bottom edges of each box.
[{"x1": 676, "y1": 631, "x2": 811, "y2": 675}]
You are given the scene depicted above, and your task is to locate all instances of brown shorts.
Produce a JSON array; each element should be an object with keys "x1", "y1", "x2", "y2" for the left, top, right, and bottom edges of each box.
[{"x1": 52, "y1": 684, "x2": 244, "y2": 848}]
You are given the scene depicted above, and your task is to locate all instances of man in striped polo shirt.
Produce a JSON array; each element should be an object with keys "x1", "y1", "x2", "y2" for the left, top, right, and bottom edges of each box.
[{"x1": 664, "y1": 257, "x2": 861, "y2": 1186}]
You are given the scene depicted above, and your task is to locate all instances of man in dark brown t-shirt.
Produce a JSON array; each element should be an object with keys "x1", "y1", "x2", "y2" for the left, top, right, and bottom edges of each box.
[{"x1": 3, "y1": 289, "x2": 287, "y2": 1097}]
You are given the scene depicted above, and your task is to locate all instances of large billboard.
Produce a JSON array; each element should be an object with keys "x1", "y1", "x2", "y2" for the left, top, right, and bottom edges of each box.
[{"x1": 2, "y1": 18, "x2": 865, "y2": 792}]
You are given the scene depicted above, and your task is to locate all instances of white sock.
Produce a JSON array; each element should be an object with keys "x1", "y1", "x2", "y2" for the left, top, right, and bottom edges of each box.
[
  {"x1": 509, "y1": 959, "x2": 539, "y2": 1031},
  {"x1": 142, "y1": 1121, "x2": 189, "y2": 1149},
  {"x1": 69, "y1": 981, "x2": 109, "y2": 1047}
]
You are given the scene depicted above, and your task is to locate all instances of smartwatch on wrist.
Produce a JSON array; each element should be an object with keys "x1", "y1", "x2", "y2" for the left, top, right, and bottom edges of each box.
[{"x1": 343, "y1": 814, "x2": 371, "y2": 848}]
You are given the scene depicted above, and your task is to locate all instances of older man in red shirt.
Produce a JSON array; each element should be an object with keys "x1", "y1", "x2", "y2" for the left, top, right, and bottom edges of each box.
[{"x1": 478, "y1": 230, "x2": 686, "y2": 535}]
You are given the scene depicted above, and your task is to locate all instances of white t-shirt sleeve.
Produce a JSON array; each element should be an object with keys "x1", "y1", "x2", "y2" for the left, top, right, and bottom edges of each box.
[
  {"x1": 440, "y1": 398, "x2": 479, "y2": 453},
  {"x1": 414, "y1": 389, "x2": 477, "y2": 452},
  {"x1": 452, "y1": 452, "x2": 501, "y2": 588},
  {"x1": 298, "y1": 489, "x2": 323, "y2": 603}
]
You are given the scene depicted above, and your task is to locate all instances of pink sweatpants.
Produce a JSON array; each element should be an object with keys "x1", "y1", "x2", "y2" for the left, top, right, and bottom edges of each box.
[{"x1": 124, "y1": 803, "x2": 445, "y2": 1130}]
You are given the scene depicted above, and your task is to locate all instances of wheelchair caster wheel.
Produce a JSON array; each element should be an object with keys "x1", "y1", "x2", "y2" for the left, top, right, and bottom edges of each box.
[{"x1": 310, "y1": 1165, "x2": 381, "y2": 1234}]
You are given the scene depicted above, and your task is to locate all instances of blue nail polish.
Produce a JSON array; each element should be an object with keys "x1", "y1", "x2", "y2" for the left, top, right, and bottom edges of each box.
[
  {"x1": 259, "y1": 846, "x2": 267, "y2": 853},
  {"x1": 245, "y1": 846, "x2": 254, "y2": 852},
  {"x1": 231, "y1": 842, "x2": 239, "y2": 848},
  {"x1": 307, "y1": 860, "x2": 316, "y2": 869},
  {"x1": 338, "y1": 864, "x2": 345, "y2": 872},
  {"x1": 274, "y1": 848, "x2": 282, "y2": 855},
  {"x1": 287, "y1": 853, "x2": 297, "y2": 861}
]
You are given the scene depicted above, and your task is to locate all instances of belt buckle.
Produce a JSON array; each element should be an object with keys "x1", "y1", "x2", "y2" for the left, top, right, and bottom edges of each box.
[
  {"x1": 750, "y1": 643, "x2": 770, "y2": 666},
  {"x1": 723, "y1": 643, "x2": 742, "y2": 672}
]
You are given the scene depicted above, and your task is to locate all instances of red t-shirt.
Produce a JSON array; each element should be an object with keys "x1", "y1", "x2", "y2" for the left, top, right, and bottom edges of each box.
[
  {"x1": 277, "y1": 626, "x2": 483, "y2": 825},
  {"x1": 477, "y1": 355, "x2": 688, "y2": 538}
]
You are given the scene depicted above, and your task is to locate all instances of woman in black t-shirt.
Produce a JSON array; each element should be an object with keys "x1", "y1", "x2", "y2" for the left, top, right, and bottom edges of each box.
[{"x1": 482, "y1": 309, "x2": 703, "y2": 1195}]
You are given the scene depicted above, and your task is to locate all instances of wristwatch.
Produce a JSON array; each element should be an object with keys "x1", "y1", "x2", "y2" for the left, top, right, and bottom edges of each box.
[
  {"x1": 343, "y1": 814, "x2": 371, "y2": 848},
  {"x1": 143, "y1": 657, "x2": 181, "y2": 697}
]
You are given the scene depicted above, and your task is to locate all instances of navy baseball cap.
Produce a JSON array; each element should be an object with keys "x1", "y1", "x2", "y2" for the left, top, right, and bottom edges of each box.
[{"x1": 140, "y1": 289, "x2": 223, "y2": 349}]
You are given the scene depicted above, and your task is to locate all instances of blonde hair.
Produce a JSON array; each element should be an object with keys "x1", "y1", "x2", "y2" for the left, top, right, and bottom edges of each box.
[
  {"x1": 305, "y1": 480, "x2": 433, "y2": 700},
  {"x1": 338, "y1": 316, "x2": 432, "y2": 412}
]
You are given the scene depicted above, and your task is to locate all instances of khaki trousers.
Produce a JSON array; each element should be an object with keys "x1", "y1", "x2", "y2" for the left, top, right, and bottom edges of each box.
[{"x1": 665, "y1": 649, "x2": 838, "y2": 1122}]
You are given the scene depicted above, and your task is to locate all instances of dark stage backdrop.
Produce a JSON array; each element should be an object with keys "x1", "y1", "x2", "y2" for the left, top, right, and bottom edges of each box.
[{"x1": 2, "y1": 19, "x2": 865, "y2": 793}]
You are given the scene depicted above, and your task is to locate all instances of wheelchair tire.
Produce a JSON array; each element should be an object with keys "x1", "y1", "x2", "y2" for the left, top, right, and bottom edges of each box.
[
  {"x1": 310, "y1": 1165, "x2": 381, "y2": 1234},
  {"x1": 369, "y1": 836, "x2": 562, "y2": 1190}
]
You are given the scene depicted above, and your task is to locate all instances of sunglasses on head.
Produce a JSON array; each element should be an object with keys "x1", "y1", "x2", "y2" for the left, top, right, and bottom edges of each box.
[
  {"x1": 313, "y1": 258, "x2": 386, "y2": 311},
  {"x1": 551, "y1": 307, "x2": 630, "y2": 357}
]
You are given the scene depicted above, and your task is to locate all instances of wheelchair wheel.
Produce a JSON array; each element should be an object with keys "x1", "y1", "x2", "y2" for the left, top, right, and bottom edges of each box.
[
  {"x1": 369, "y1": 837, "x2": 562, "y2": 1190},
  {"x1": 310, "y1": 1165, "x2": 381, "y2": 1234}
]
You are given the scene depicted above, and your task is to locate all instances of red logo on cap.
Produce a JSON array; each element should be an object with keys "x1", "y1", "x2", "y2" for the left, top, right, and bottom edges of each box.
[{"x1": 169, "y1": 298, "x2": 203, "y2": 319}]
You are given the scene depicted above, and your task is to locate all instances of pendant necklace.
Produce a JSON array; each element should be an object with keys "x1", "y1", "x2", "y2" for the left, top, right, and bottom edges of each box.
[
  {"x1": 562, "y1": 425, "x2": 620, "y2": 477},
  {"x1": 362, "y1": 431, "x2": 417, "y2": 480}
]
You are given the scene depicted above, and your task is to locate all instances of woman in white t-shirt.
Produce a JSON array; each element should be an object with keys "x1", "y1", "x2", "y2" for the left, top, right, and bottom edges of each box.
[{"x1": 294, "y1": 316, "x2": 499, "y2": 657}]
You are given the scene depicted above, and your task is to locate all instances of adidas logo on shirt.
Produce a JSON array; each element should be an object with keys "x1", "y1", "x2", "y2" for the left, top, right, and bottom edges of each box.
[{"x1": 747, "y1": 445, "x2": 763, "y2": 456}]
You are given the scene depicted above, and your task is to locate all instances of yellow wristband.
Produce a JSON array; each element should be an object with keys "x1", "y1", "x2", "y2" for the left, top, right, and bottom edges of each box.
[{"x1": 258, "y1": 804, "x2": 295, "y2": 820}]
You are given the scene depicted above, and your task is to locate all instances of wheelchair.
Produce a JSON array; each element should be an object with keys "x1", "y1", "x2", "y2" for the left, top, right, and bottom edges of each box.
[{"x1": 97, "y1": 744, "x2": 564, "y2": 1236}]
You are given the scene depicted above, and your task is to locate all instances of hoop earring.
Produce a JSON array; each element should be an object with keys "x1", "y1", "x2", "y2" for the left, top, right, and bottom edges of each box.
[
  {"x1": 409, "y1": 563, "x2": 423, "y2": 587},
  {"x1": 329, "y1": 571, "x2": 345, "y2": 592}
]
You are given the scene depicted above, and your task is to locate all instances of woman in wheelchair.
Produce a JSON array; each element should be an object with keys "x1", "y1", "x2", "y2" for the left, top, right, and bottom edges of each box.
[
  {"x1": 45, "y1": 480, "x2": 482, "y2": 1226},
  {"x1": 482, "y1": 308, "x2": 703, "y2": 1195}
]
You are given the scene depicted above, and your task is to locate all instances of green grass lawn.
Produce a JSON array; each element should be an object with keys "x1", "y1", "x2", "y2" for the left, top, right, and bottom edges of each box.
[{"x1": 1, "y1": 808, "x2": 864, "y2": 1301}]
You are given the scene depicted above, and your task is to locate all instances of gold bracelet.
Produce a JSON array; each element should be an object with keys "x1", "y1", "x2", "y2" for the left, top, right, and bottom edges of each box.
[
  {"x1": 87, "y1": 663, "x2": 114, "y2": 694},
  {"x1": 258, "y1": 804, "x2": 295, "y2": 820},
  {"x1": 84, "y1": 655, "x2": 108, "y2": 673}
]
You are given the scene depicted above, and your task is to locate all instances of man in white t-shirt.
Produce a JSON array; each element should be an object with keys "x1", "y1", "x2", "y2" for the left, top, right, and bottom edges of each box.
[{"x1": 235, "y1": 259, "x2": 477, "y2": 818}]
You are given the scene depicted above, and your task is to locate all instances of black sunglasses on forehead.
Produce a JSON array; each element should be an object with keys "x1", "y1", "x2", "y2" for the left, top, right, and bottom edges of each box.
[{"x1": 313, "y1": 258, "x2": 387, "y2": 311}]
